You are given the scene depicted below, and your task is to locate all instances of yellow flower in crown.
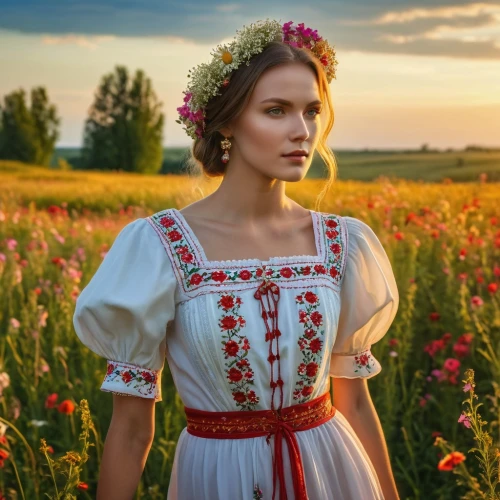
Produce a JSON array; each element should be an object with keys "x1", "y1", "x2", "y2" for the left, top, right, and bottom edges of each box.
[
  {"x1": 219, "y1": 47, "x2": 233, "y2": 65},
  {"x1": 176, "y1": 18, "x2": 338, "y2": 140}
]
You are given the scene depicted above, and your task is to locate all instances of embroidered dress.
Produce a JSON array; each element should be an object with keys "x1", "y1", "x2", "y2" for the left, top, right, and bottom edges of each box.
[{"x1": 73, "y1": 208, "x2": 399, "y2": 500}]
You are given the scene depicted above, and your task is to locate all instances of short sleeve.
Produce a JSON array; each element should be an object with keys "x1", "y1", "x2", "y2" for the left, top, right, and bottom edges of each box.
[
  {"x1": 329, "y1": 216, "x2": 399, "y2": 379},
  {"x1": 73, "y1": 217, "x2": 177, "y2": 402}
]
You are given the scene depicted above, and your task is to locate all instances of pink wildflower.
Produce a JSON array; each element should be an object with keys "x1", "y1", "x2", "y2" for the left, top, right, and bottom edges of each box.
[{"x1": 458, "y1": 412, "x2": 471, "y2": 429}]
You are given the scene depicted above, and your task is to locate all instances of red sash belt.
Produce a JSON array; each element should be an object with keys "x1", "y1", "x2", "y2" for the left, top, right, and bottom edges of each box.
[{"x1": 184, "y1": 391, "x2": 336, "y2": 500}]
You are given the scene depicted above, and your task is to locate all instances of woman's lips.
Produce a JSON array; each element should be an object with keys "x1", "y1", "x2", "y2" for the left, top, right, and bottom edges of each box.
[{"x1": 282, "y1": 155, "x2": 307, "y2": 162}]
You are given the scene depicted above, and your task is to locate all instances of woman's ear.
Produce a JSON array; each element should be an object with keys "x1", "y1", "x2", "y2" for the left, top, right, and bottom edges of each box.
[{"x1": 218, "y1": 126, "x2": 232, "y2": 138}]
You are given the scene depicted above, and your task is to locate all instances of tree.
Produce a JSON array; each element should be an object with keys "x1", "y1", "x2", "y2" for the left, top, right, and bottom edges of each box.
[
  {"x1": 31, "y1": 87, "x2": 61, "y2": 165},
  {"x1": 81, "y1": 65, "x2": 164, "y2": 173},
  {"x1": 0, "y1": 87, "x2": 60, "y2": 165}
]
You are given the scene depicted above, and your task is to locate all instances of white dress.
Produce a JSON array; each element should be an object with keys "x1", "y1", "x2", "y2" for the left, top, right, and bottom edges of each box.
[{"x1": 73, "y1": 207, "x2": 399, "y2": 500}]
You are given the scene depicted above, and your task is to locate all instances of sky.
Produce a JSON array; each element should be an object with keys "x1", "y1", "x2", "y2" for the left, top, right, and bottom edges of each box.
[{"x1": 0, "y1": 1, "x2": 499, "y2": 149}]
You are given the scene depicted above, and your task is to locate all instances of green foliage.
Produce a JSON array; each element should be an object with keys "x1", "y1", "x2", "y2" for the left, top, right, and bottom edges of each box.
[
  {"x1": 80, "y1": 65, "x2": 164, "y2": 174},
  {"x1": 0, "y1": 87, "x2": 60, "y2": 166}
]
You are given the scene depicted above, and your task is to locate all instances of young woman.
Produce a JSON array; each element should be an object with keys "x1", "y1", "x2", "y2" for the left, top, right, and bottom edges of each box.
[{"x1": 73, "y1": 19, "x2": 400, "y2": 500}]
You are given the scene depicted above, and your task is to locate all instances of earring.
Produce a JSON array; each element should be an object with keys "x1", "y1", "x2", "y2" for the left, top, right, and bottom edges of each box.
[{"x1": 221, "y1": 137, "x2": 232, "y2": 164}]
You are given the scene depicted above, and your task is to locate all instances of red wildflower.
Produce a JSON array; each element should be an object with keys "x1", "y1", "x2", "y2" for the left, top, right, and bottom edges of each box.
[
  {"x1": 438, "y1": 451, "x2": 466, "y2": 471},
  {"x1": 429, "y1": 312, "x2": 440, "y2": 322},
  {"x1": 443, "y1": 358, "x2": 460, "y2": 373},
  {"x1": 45, "y1": 393, "x2": 58, "y2": 409},
  {"x1": 57, "y1": 399, "x2": 75, "y2": 415}
]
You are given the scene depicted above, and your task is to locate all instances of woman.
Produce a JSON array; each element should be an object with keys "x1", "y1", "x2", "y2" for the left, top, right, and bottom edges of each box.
[{"x1": 73, "y1": 19, "x2": 400, "y2": 500}]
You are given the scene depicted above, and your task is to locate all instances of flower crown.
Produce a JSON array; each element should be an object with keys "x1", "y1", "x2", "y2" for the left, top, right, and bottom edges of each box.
[{"x1": 176, "y1": 19, "x2": 338, "y2": 140}]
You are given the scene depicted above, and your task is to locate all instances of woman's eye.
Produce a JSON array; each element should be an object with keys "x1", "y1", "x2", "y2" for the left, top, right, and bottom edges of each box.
[{"x1": 267, "y1": 108, "x2": 321, "y2": 117}]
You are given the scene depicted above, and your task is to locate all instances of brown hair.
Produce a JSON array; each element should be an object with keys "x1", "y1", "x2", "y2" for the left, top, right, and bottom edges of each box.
[{"x1": 185, "y1": 40, "x2": 338, "y2": 211}]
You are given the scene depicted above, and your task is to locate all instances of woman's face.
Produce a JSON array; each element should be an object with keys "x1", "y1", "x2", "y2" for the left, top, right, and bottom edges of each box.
[{"x1": 221, "y1": 62, "x2": 324, "y2": 182}]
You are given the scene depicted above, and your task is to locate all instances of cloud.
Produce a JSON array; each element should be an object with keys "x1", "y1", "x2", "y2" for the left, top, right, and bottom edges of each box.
[
  {"x1": 41, "y1": 34, "x2": 116, "y2": 50},
  {"x1": 337, "y1": 1, "x2": 500, "y2": 59},
  {"x1": 2, "y1": 1, "x2": 500, "y2": 59},
  {"x1": 370, "y1": 2, "x2": 500, "y2": 24},
  {"x1": 215, "y1": 4, "x2": 241, "y2": 13}
]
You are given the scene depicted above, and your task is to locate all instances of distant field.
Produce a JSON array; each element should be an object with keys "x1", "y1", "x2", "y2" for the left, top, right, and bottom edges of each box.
[{"x1": 50, "y1": 147, "x2": 500, "y2": 182}]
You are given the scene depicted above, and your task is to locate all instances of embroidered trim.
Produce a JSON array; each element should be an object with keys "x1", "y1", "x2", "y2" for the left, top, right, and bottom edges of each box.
[
  {"x1": 293, "y1": 290, "x2": 325, "y2": 403},
  {"x1": 147, "y1": 209, "x2": 346, "y2": 296},
  {"x1": 353, "y1": 350, "x2": 378, "y2": 375},
  {"x1": 184, "y1": 391, "x2": 335, "y2": 434},
  {"x1": 217, "y1": 292, "x2": 260, "y2": 410},
  {"x1": 101, "y1": 360, "x2": 161, "y2": 400},
  {"x1": 330, "y1": 348, "x2": 382, "y2": 378}
]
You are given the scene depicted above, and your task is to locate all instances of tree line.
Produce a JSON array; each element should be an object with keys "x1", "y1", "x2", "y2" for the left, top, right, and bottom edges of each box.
[{"x1": 0, "y1": 65, "x2": 169, "y2": 174}]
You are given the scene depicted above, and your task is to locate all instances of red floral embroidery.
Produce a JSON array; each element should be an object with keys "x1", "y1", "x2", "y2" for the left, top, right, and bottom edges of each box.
[
  {"x1": 217, "y1": 292, "x2": 260, "y2": 410},
  {"x1": 293, "y1": 290, "x2": 325, "y2": 403},
  {"x1": 103, "y1": 360, "x2": 160, "y2": 398},
  {"x1": 148, "y1": 210, "x2": 345, "y2": 291},
  {"x1": 354, "y1": 349, "x2": 377, "y2": 375}
]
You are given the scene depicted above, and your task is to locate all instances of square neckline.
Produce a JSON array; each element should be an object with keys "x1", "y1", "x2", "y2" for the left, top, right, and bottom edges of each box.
[{"x1": 171, "y1": 207, "x2": 325, "y2": 268}]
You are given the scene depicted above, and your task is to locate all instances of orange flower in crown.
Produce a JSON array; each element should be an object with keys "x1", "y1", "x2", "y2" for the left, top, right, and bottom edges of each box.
[{"x1": 176, "y1": 18, "x2": 338, "y2": 140}]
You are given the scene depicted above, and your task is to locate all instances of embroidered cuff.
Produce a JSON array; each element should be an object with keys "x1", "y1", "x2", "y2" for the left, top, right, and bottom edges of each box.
[
  {"x1": 329, "y1": 347, "x2": 382, "y2": 379},
  {"x1": 100, "y1": 360, "x2": 162, "y2": 401}
]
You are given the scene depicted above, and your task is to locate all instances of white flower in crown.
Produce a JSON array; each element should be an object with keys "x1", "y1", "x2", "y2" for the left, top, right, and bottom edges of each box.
[{"x1": 176, "y1": 18, "x2": 338, "y2": 140}]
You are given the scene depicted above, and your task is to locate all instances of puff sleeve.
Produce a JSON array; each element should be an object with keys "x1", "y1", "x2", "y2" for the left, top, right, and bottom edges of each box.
[
  {"x1": 329, "y1": 216, "x2": 399, "y2": 379},
  {"x1": 73, "y1": 217, "x2": 177, "y2": 402}
]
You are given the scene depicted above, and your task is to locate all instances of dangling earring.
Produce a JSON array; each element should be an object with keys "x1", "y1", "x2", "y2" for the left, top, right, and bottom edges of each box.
[{"x1": 221, "y1": 137, "x2": 232, "y2": 164}]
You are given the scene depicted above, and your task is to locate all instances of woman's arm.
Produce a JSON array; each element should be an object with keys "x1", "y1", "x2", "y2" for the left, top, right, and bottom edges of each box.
[
  {"x1": 332, "y1": 377, "x2": 400, "y2": 500},
  {"x1": 96, "y1": 395, "x2": 156, "y2": 500}
]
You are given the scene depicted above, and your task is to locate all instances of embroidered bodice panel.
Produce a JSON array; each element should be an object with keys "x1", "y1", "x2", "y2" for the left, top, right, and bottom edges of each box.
[
  {"x1": 73, "y1": 206, "x2": 399, "y2": 407},
  {"x1": 147, "y1": 208, "x2": 347, "y2": 412}
]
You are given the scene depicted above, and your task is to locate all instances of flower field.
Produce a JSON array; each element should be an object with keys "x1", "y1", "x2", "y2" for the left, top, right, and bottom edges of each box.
[{"x1": 0, "y1": 161, "x2": 499, "y2": 499}]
